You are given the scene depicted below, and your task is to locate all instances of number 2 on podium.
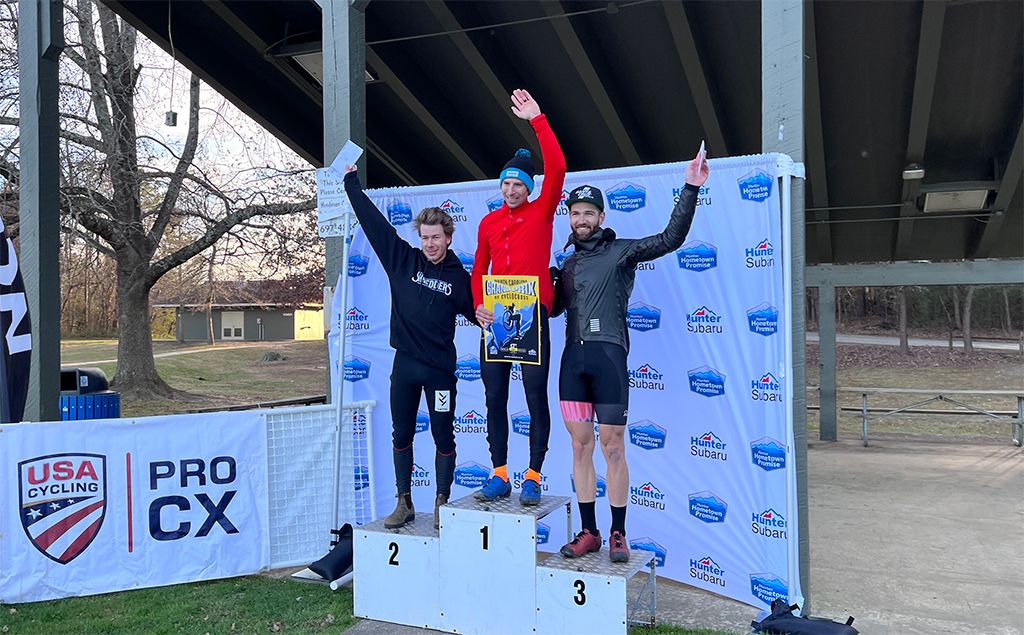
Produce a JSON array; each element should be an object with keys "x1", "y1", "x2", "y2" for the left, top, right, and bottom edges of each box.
[{"x1": 388, "y1": 541, "x2": 399, "y2": 566}]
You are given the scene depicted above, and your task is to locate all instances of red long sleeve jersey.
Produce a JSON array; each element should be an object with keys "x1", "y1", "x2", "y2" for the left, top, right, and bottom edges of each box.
[{"x1": 471, "y1": 114, "x2": 566, "y2": 312}]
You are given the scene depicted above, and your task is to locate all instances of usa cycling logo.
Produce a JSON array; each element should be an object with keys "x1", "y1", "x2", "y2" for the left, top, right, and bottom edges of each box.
[
  {"x1": 688, "y1": 366, "x2": 725, "y2": 397},
  {"x1": 415, "y1": 410, "x2": 430, "y2": 434},
  {"x1": 629, "y1": 363, "x2": 665, "y2": 391},
  {"x1": 348, "y1": 252, "x2": 369, "y2": 277},
  {"x1": 750, "y1": 573, "x2": 788, "y2": 606},
  {"x1": 690, "y1": 555, "x2": 726, "y2": 588},
  {"x1": 747, "y1": 303, "x2": 779, "y2": 336},
  {"x1": 454, "y1": 410, "x2": 487, "y2": 434},
  {"x1": 629, "y1": 537, "x2": 667, "y2": 567},
  {"x1": 571, "y1": 473, "x2": 607, "y2": 498},
  {"x1": 677, "y1": 240, "x2": 717, "y2": 272},
  {"x1": 554, "y1": 245, "x2": 575, "y2": 268},
  {"x1": 738, "y1": 170, "x2": 773, "y2": 203},
  {"x1": 752, "y1": 508, "x2": 787, "y2": 540},
  {"x1": 345, "y1": 307, "x2": 370, "y2": 331},
  {"x1": 513, "y1": 471, "x2": 548, "y2": 492},
  {"x1": 607, "y1": 182, "x2": 646, "y2": 212},
  {"x1": 536, "y1": 522, "x2": 550, "y2": 545},
  {"x1": 355, "y1": 465, "x2": 370, "y2": 491},
  {"x1": 691, "y1": 431, "x2": 727, "y2": 461},
  {"x1": 19, "y1": 453, "x2": 106, "y2": 564},
  {"x1": 630, "y1": 481, "x2": 666, "y2": 511},
  {"x1": 628, "y1": 420, "x2": 667, "y2": 450},
  {"x1": 687, "y1": 305, "x2": 723, "y2": 334},
  {"x1": 455, "y1": 355, "x2": 481, "y2": 381},
  {"x1": 751, "y1": 372, "x2": 782, "y2": 403},
  {"x1": 511, "y1": 409, "x2": 530, "y2": 436},
  {"x1": 387, "y1": 199, "x2": 413, "y2": 225},
  {"x1": 486, "y1": 195, "x2": 504, "y2": 212},
  {"x1": 410, "y1": 463, "x2": 431, "y2": 488},
  {"x1": 689, "y1": 490, "x2": 728, "y2": 523},
  {"x1": 344, "y1": 356, "x2": 370, "y2": 382},
  {"x1": 454, "y1": 462, "x2": 490, "y2": 489},
  {"x1": 438, "y1": 199, "x2": 468, "y2": 223},
  {"x1": 751, "y1": 437, "x2": 786, "y2": 471},
  {"x1": 455, "y1": 250, "x2": 474, "y2": 274},
  {"x1": 745, "y1": 238, "x2": 775, "y2": 269},
  {"x1": 626, "y1": 302, "x2": 661, "y2": 331}
]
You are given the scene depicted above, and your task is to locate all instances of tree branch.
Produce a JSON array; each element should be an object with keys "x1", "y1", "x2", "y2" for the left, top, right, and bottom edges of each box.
[{"x1": 148, "y1": 74, "x2": 200, "y2": 248}]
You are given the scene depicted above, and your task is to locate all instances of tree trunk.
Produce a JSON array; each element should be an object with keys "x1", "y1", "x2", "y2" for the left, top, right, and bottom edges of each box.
[
  {"x1": 962, "y1": 286, "x2": 975, "y2": 355},
  {"x1": 206, "y1": 246, "x2": 216, "y2": 345},
  {"x1": 951, "y1": 286, "x2": 962, "y2": 331},
  {"x1": 112, "y1": 268, "x2": 178, "y2": 399},
  {"x1": 898, "y1": 286, "x2": 909, "y2": 353},
  {"x1": 1003, "y1": 288, "x2": 1012, "y2": 335}
]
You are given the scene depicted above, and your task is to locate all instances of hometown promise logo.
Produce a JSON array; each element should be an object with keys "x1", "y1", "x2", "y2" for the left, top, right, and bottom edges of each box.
[
  {"x1": 415, "y1": 410, "x2": 430, "y2": 434},
  {"x1": 745, "y1": 238, "x2": 775, "y2": 269},
  {"x1": 511, "y1": 409, "x2": 531, "y2": 436},
  {"x1": 750, "y1": 573, "x2": 788, "y2": 606},
  {"x1": 454, "y1": 462, "x2": 490, "y2": 489},
  {"x1": 688, "y1": 366, "x2": 725, "y2": 397},
  {"x1": 486, "y1": 195, "x2": 504, "y2": 212},
  {"x1": 536, "y1": 522, "x2": 550, "y2": 545},
  {"x1": 455, "y1": 355, "x2": 481, "y2": 381},
  {"x1": 750, "y1": 437, "x2": 786, "y2": 471},
  {"x1": 687, "y1": 305, "x2": 724, "y2": 335},
  {"x1": 629, "y1": 537, "x2": 667, "y2": 567},
  {"x1": 607, "y1": 182, "x2": 647, "y2": 212},
  {"x1": 747, "y1": 303, "x2": 779, "y2": 336},
  {"x1": 626, "y1": 302, "x2": 661, "y2": 331},
  {"x1": 387, "y1": 199, "x2": 412, "y2": 225},
  {"x1": 677, "y1": 240, "x2": 718, "y2": 272},
  {"x1": 454, "y1": 250, "x2": 474, "y2": 274},
  {"x1": 691, "y1": 431, "x2": 727, "y2": 461},
  {"x1": 630, "y1": 481, "x2": 667, "y2": 511},
  {"x1": 690, "y1": 555, "x2": 726, "y2": 588},
  {"x1": 554, "y1": 245, "x2": 575, "y2": 268},
  {"x1": 628, "y1": 420, "x2": 667, "y2": 450},
  {"x1": 738, "y1": 170, "x2": 773, "y2": 203},
  {"x1": 571, "y1": 473, "x2": 607, "y2": 498},
  {"x1": 348, "y1": 252, "x2": 369, "y2": 277},
  {"x1": 689, "y1": 490, "x2": 728, "y2": 523},
  {"x1": 343, "y1": 356, "x2": 370, "y2": 382}
]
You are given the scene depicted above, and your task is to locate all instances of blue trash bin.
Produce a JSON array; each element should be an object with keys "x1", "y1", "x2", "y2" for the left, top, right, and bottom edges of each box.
[{"x1": 59, "y1": 368, "x2": 120, "y2": 421}]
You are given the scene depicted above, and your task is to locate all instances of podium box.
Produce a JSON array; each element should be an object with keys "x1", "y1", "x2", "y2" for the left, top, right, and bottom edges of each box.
[{"x1": 354, "y1": 513, "x2": 440, "y2": 629}]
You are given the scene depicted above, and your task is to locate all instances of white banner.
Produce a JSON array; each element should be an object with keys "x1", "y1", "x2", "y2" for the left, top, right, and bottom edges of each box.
[
  {"x1": 332, "y1": 154, "x2": 802, "y2": 609},
  {"x1": 0, "y1": 411, "x2": 270, "y2": 603}
]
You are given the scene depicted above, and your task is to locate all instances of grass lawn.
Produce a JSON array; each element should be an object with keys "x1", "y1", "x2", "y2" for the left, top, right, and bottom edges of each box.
[{"x1": 60, "y1": 339, "x2": 192, "y2": 366}]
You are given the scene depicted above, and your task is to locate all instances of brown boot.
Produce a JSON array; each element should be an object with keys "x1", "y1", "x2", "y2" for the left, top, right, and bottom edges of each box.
[
  {"x1": 384, "y1": 493, "x2": 415, "y2": 529},
  {"x1": 434, "y1": 493, "x2": 448, "y2": 530}
]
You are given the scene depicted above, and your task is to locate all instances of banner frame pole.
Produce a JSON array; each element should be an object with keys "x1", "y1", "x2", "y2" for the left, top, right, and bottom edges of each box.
[{"x1": 330, "y1": 208, "x2": 354, "y2": 529}]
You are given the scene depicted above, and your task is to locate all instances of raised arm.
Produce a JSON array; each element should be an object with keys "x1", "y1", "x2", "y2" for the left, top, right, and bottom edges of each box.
[
  {"x1": 511, "y1": 89, "x2": 566, "y2": 222},
  {"x1": 343, "y1": 167, "x2": 412, "y2": 274}
]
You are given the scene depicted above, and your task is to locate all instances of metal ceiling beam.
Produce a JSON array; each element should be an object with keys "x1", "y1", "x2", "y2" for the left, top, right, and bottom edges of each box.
[
  {"x1": 661, "y1": 1, "x2": 727, "y2": 157},
  {"x1": 973, "y1": 121, "x2": 1023, "y2": 258},
  {"x1": 424, "y1": 1, "x2": 534, "y2": 150},
  {"x1": 803, "y1": 1, "x2": 832, "y2": 263},
  {"x1": 894, "y1": 1, "x2": 947, "y2": 260},
  {"x1": 806, "y1": 259, "x2": 1024, "y2": 287},
  {"x1": 367, "y1": 47, "x2": 486, "y2": 180},
  {"x1": 538, "y1": 1, "x2": 641, "y2": 165},
  {"x1": 367, "y1": 138, "x2": 417, "y2": 186}
]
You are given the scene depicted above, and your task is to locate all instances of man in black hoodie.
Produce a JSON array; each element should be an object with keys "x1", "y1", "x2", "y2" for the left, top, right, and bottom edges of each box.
[{"x1": 343, "y1": 166, "x2": 477, "y2": 530}]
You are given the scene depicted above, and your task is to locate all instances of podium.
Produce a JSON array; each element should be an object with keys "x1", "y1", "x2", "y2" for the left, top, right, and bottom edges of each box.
[{"x1": 354, "y1": 493, "x2": 657, "y2": 634}]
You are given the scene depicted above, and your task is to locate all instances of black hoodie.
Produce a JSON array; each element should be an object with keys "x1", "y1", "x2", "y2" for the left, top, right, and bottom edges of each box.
[{"x1": 344, "y1": 171, "x2": 476, "y2": 373}]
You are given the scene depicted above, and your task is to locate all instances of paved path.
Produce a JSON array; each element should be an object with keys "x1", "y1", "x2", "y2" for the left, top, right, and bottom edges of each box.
[
  {"x1": 807, "y1": 332, "x2": 1021, "y2": 352},
  {"x1": 63, "y1": 341, "x2": 283, "y2": 367}
]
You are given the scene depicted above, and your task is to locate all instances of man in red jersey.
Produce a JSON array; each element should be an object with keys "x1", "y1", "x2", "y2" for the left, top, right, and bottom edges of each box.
[{"x1": 471, "y1": 89, "x2": 566, "y2": 506}]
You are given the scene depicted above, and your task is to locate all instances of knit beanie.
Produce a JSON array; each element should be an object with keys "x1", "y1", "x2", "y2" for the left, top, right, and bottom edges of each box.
[{"x1": 499, "y1": 148, "x2": 536, "y2": 193}]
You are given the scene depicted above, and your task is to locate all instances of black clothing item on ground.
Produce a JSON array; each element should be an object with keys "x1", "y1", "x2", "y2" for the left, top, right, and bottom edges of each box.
[
  {"x1": 552, "y1": 183, "x2": 699, "y2": 353},
  {"x1": 610, "y1": 504, "x2": 627, "y2": 536},
  {"x1": 579, "y1": 500, "x2": 598, "y2": 534},
  {"x1": 558, "y1": 340, "x2": 629, "y2": 425},
  {"x1": 344, "y1": 171, "x2": 475, "y2": 373},
  {"x1": 481, "y1": 307, "x2": 551, "y2": 472},
  {"x1": 390, "y1": 352, "x2": 458, "y2": 493}
]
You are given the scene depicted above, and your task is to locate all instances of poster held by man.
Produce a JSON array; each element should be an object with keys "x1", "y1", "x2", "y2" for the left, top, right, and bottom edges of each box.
[{"x1": 482, "y1": 274, "x2": 541, "y2": 365}]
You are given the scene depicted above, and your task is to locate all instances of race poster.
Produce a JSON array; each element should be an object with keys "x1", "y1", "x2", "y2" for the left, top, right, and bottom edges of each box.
[{"x1": 482, "y1": 275, "x2": 541, "y2": 365}]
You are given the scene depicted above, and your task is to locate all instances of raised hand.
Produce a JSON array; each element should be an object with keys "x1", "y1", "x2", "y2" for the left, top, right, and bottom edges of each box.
[
  {"x1": 684, "y1": 146, "x2": 710, "y2": 187},
  {"x1": 510, "y1": 89, "x2": 541, "y2": 120},
  {"x1": 345, "y1": 164, "x2": 358, "y2": 174}
]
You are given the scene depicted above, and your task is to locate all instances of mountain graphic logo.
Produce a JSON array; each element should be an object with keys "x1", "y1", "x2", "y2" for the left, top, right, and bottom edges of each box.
[
  {"x1": 628, "y1": 420, "x2": 667, "y2": 450},
  {"x1": 343, "y1": 356, "x2": 371, "y2": 382},
  {"x1": 688, "y1": 366, "x2": 726, "y2": 397},
  {"x1": 511, "y1": 410, "x2": 531, "y2": 436},
  {"x1": 747, "y1": 303, "x2": 779, "y2": 336},
  {"x1": 626, "y1": 302, "x2": 661, "y2": 331},
  {"x1": 554, "y1": 245, "x2": 575, "y2": 268},
  {"x1": 455, "y1": 250, "x2": 474, "y2": 273},
  {"x1": 486, "y1": 195, "x2": 504, "y2": 212},
  {"x1": 607, "y1": 182, "x2": 647, "y2": 212},
  {"x1": 571, "y1": 473, "x2": 607, "y2": 498},
  {"x1": 348, "y1": 252, "x2": 369, "y2": 277},
  {"x1": 688, "y1": 490, "x2": 728, "y2": 523},
  {"x1": 455, "y1": 355, "x2": 481, "y2": 381},
  {"x1": 536, "y1": 522, "x2": 551, "y2": 545},
  {"x1": 415, "y1": 410, "x2": 430, "y2": 434},
  {"x1": 454, "y1": 462, "x2": 491, "y2": 488},
  {"x1": 750, "y1": 437, "x2": 786, "y2": 471},
  {"x1": 750, "y1": 573, "x2": 788, "y2": 606},
  {"x1": 738, "y1": 170, "x2": 773, "y2": 203},
  {"x1": 387, "y1": 199, "x2": 413, "y2": 225},
  {"x1": 629, "y1": 537, "x2": 667, "y2": 567},
  {"x1": 677, "y1": 240, "x2": 717, "y2": 272}
]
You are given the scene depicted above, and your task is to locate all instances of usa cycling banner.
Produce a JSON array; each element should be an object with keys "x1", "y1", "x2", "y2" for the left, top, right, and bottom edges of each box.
[
  {"x1": 0, "y1": 411, "x2": 270, "y2": 603},
  {"x1": 482, "y1": 275, "x2": 542, "y2": 364},
  {"x1": 334, "y1": 153, "x2": 803, "y2": 609}
]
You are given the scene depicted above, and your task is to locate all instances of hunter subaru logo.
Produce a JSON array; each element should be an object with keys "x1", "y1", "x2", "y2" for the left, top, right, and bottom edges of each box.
[
  {"x1": 606, "y1": 182, "x2": 647, "y2": 212},
  {"x1": 677, "y1": 240, "x2": 718, "y2": 272},
  {"x1": 439, "y1": 199, "x2": 468, "y2": 222},
  {"x1": 687, "y1": 305, "x2": 724, "y2": 334},
  {"x1": 511, "y1": 409, "x2": 531, "y2": 436},
  {"x1": 629, "y1": 537, "x2": 667, "y2": 567},
  {"x1": 346, "y1": 307, "x2": 370, "y2": 331},
  {"x1": 571, "y1": 473, "x2": 607, "y2": 498},
  {"x1": 630, "y1": 481, "x2": 666, "y2": 511},
  {"x1": 554, "y1": 245, "x2": 575, "y2": 268},
  {"x1": 745, "y1": 238, "x2": 775, "y2": 269},
  {"x1": 410, "y1": 463, "x2": 431, "y2": 488},
  {"x1": 691, "y1": 431, "x2": 728, "y2": 461},
  {"x1": 556, "y1": 189, "x2": 570, "y2": 216},
  {"x1": 689, "y1": 490, "x2": 728, "y2": 523},
  {"x1": 751, "y1": 372, "x2": 782, "y2": 403},
  {"x1": 536, "y1": 522, "x2": 550, "y2": 545},
  {"x1": 628, "y1": 420, "x2": 667, "y2": 450},
  {"x1": 354, "y1": 465, "x2": 369, "y2": 490},
  {"x1": 629, "y1": 363, "x2": 665, "y2": 391},
  {"x1": 387, "y1": 199, "x2": 413, "y2": 225},
  {"x1": 747, "y1": 303, "x2": 779, "y2": 336},
  {"x1": 750, "y1": 573, "x2": 788, "y2": 606},
  {"x1": 626, "y1": 302, "x2": 661, "y2": 331},
  {"x1": 415, "y1": 410, "x2": 430, "y2": 434},
  {"x1": 348, "y1": 252, "x2": 369, "y2": 277},
  {"x1": 454, "y1": 409, "x2": 487, "y2": 434},
  {"x1": 454, "y1": 250, "x2": 474, "y2": 274},
  {"x1": 738, "y1": 170, "x2": 773, "y2": 203},
  {"x1": 19, "y1": 453, "x2": 106, "y2": 564},
  {"x1": 455, "y1": 355, "x2": 481, "y2": 381},
  {"x1": 688, "y1": 366, "x2": 725, "y2": 397},
  {"x1": 513, "y1": 471, "x2": 548, "y2": 492},
  {"x1": 752, "y1": 508, "x2": 788, "y2": 540},
  {"x1": 454, "y1": 462, "x2": 490, "y2": 489},
  {"x1": 486, "y1": 195, "x2": 504, "y2": 212},
  {"x1": 751, "y1": 437, "x2": 786, "y2": 471},
  {"x1": 690, "y1": 555, "x2": 726, "y2": 588},
  {"x1": 344, "y1": 356, "x2": 371, "y2": 382}
]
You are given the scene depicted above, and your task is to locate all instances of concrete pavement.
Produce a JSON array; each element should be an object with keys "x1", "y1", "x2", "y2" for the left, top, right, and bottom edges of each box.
[{"x1": 807, "y1": 332, "x2": 1022, "y2": 352}]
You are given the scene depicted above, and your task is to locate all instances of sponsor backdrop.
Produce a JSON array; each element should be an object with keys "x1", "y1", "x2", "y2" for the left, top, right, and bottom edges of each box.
[
  {"x1": 331, "y1": 154, "x2": 802, "y2": 609},
  {"x1": 0, "y1": 412, "x2": 270, "y2": 602}
]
